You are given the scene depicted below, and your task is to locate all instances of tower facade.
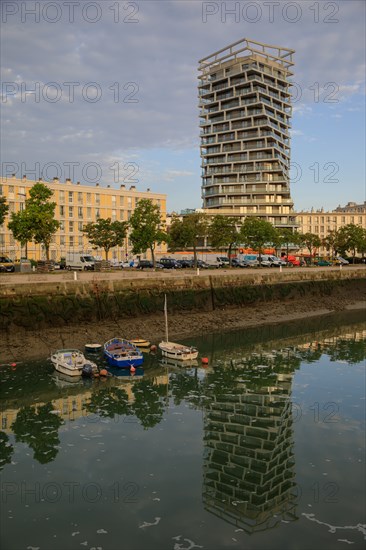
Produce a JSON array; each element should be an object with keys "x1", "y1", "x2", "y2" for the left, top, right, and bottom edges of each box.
[{"x1": 199, "y1": 38, "x2": 296, "y2": 228}]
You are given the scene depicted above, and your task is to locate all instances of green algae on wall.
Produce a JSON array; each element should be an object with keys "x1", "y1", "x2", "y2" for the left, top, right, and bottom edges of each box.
[{"x1": 0, "y1": 276, "x2": 364, "y2": 332}]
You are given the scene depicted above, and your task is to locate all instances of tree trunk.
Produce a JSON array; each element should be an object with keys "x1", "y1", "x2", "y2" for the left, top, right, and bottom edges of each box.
[
  {"x1": 150, "y1": 246, "x2": 155, "y2": 267},
  {"x1": 228, "y1": 244, "x2": 232, "y2": 266},
  {"x1": 193, "y1": 245, "x2": 197, "y2": 268}
]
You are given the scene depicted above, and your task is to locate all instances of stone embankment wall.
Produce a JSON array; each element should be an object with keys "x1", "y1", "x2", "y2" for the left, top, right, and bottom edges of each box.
[{"x1": 0, "y1": 269, "x2": 365, "y2": 332}]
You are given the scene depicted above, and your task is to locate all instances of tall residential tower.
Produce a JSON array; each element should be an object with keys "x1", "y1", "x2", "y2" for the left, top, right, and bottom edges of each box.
[{"x1": 199, "y1": 38, "x2": 296, "y2": 228}]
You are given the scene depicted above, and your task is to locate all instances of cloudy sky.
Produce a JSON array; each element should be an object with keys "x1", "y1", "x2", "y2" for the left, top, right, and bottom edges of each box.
[{"x1": 1, "y1": 0, "x2": 365, "y2": 212}]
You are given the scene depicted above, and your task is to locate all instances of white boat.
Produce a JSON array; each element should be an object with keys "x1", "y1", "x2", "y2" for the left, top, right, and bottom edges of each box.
[
  {"x1": 50, "y1": 349, "x2": 98, "y2": 377},
  {"x1": 159, "y1": 295, "x2": 199, "y2": 361}
]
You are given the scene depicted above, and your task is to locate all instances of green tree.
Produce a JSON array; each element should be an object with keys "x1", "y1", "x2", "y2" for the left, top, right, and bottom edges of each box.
[
  {"x1": 8, "y1": 209, "x2": 34, "y2": 258},
  {"x1": 240, "y1": 217, "x2": 276, "y2": 265},
  {"x1": 169, "y1": 212, "x2": 209, "y2": 267},
  {"x1": 208, "y1": 215, "x2": 241, "y2": 266},
  {"x1": 322, "y1": 230, "x2": 338, "y2": 260},
  {"x1": 0, "y1": 196, "x2": 9, "y2": 226},
  {"x1": 274, "y1": 227, "x2": 300, "y2": 260},
  {"x1": 83, "y1": 217, "x2": 128, "y2": 261},
  {"x1": 128, "y1": 199, "x2": 168, "y2": 266},
  {"x1": 25, "y1": 183, "x2": 60, "y2": 260},
  {"x1": 298, "y1": 232, "x2": 321, "y2": 264},
  {"x1": 335, "y1": 224, "x2": 365, "y2": 263}
]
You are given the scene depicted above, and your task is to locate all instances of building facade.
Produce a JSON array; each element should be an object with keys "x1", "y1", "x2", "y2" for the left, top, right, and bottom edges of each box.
[
  {"x1": 295, "y1": 202, "x2": 366, "y2": 254},
  {"x1": 0, "y1": 175, "x2": 167, "y2": 261},
  {"x1": 199, "y1": 38, "x2": 296, "y2": 229}
]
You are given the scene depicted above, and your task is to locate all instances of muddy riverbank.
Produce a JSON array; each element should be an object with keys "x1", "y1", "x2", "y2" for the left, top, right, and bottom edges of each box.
[{"x1": 2, "y1": 284, "x2": 365, "y2": 363}]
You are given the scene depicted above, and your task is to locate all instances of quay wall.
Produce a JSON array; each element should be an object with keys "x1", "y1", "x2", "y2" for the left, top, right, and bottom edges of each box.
[{"x1": 0, "y1": 269, "x2": 365, "y2": 332}]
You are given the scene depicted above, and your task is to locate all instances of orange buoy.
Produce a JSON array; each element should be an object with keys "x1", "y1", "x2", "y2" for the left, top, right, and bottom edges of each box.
[
  {"x1": 99, "y1": 369, "x2": 108, "y2": 377},
  {"x1": 201, "y1": 357, "x2": 209, "y2": 366},
  {"x1": 130, "y1": 366, "x2": 136, "y2": 373},
  {"x1": 11, "y1": 362, "x2": 17, "y2": 369},
  {"x1": 150, "y1": 345, "x2": 157, "y2": 353}
]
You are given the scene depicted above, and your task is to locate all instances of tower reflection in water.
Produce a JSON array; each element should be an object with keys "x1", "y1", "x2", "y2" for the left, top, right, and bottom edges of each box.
[{"x1": 202, "y1": 351, "x2": 299, "y2": 533}]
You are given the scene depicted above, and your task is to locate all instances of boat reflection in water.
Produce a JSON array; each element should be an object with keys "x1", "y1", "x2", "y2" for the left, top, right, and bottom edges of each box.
[
  {"x1": 159, "y1": 357, "x2": 199, "y2": 369},
  {"x1": 107, "y1": 366, "x2": 144, "y2": 378}
]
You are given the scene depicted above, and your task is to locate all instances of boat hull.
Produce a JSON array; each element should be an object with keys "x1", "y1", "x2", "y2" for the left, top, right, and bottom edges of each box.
[
  {"x1": 159, "y1": 341, "x2": 199, "y2": 361},
  {"x1": 51, "y1": 349, "x2": 98, "y2": 377},
  {"x1": 104, "y1": 338, "x2": 144, "y2": 369}
]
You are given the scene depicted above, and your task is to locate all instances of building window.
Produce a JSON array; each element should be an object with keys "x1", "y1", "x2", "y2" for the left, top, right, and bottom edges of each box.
[
  {"x1": 59, "y1": 190, "x2": 65, "y2": 202},
  {"x1": 86, "y1": 193, "x2": 91, "y2": 204},
  {"x1": 112, "y1": 195, "x2": 116, "y2": 204},
  {"x1": 120, "y1": 210, "x2": 124, "y2": 220},
  {"x1": 69, "y1": 236, "x2": 74, "y2": 247},
  {"x1": 87, "y1": 208, "x2": 92, "y2": 218},
  {"x1": 68, "y1": 191, "x2": 73, "y2": 203},
  {"x1": 95, "y1": 194, "x2": 100, "y2": 205},
  {"x1": 78, "y1": 236, "x2": 83, "y2": 246},
  {"x1": 59, "y1": 221, "x2": 65, "y2": 231},
  {"x1": 60, "y1": 205, "x2": 64, "y2": 217},
  {"x1": 78, "y1": 222, "x2": 83, "y2": 231},
  {"x1": 112, "y1": 210, "x2": 116, "y2": 221},
  {"x1": 68, "y1": 207, "x2": 73, "y2": 218},
  {"x1": 69, "y1": 221, "x2": 74, "y2": 233},
  {"x1": 78, "y1": 207, "x2": 83, "y2": 218},
  {"x1": 96, "y1": 208, "x2": 100, "y2": 219},
  {"x1": 120, "y1": 196, "x2": 124, "y2": 207},
  {"x1": 78, "y1": 192, "x2": 83, "y2": 204},
  {"x1": 60, "y1": 236, "x2": 65, "y2": 245}
]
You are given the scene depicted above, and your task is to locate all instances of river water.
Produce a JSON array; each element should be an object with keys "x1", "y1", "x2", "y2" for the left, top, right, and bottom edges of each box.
[{"x1": 0, "y1": 310, "x2": 365, "y2": 550}]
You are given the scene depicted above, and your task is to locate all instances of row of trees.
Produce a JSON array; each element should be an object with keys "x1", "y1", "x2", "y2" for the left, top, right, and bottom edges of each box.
[
  {"x1": 169, "y1": 213, "x2": 366, "y2": 265},
  {"x1": 1, "y1": 185, "x2": 365, "y2": 264}
]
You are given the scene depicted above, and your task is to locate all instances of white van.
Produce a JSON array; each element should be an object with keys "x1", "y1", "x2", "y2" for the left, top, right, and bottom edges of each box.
[
  {"x1": 237, "y1": 254, "x2": 259, "y2": 267},
  {"x1": 66, "y1": 252, "x2": 95, "y2": 271},
  {"x1": 258, "y1": 255, "x2": 286, "y2": 267}
]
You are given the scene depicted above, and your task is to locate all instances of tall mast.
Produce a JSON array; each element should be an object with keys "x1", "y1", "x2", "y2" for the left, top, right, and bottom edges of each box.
[{"x1": 164, "y1": 294, "x2": 169, "y2": 342}]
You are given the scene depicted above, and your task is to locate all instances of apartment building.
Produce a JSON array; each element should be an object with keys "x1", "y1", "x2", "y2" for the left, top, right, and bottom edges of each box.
[
  {"x1": 199, "y1": 38, "x2": 296, "y2": 229},
  {"x1": 0, "y1": 175, "x2": 167, "y2": 261},
  {"x1": 295, "y1": 202, "x2": 366, "y2": 253}
]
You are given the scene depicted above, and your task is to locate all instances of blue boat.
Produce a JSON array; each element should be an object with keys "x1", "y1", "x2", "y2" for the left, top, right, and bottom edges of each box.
[{"x1": 104, "y1": 337, "x2": 144, "y2": 368}]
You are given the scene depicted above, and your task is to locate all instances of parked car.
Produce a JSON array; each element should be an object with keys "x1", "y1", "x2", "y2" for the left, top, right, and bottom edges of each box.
[
  {"x1": 196, "y1": 260, "x2": 210, "y2": 269},
  {"x1": 158, "y1": 258, "x2": 182, "y2": 269},
  {"x1": 136, "y1": 260, "x2": 164, "y2": 269},
  {"x1": 238, "y1": 254, "x2": 259, "y2": 267},
  {"x1": 314, "y1": 258, "x2": 332, "y2": 266},
  {"x1": 231, "y1": 258, "x2": 250, "y2": 268},
  {"x1": 281, "y1": 255, "x2": 301, "y2": 267},
  {"x1": 0, "y1": 256, "x2": 15, "y2": 272},
  {"x1": 136, "y1": 260, "x2": 154, "y2": 269},
  {"x1": 176, "y1": 259, "x2": 192, "y2": 268},
  {"x1": 216, "y1": 256, "x2": 230, "y2": 267},
  {"x1": 334, "y1": 256, "x2": 349, "y2": 265}
]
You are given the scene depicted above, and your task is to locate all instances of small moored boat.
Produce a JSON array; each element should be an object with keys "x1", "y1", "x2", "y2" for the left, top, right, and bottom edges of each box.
[
  {"x1": 85, "y1": 343, "x2": 102, "y2": 353},
  {"x1": 159, "y1": 295, "x2": 198, "y2": 361},
  {"x1": 51, "y1": 349, "x2": 98, "y2": 377},
  {"x1": 130, "y1": 338, "x2": 151, "y2": 350},
  {"x1": 104, "y1": 338, "x2": 144, "y2": 368}
]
